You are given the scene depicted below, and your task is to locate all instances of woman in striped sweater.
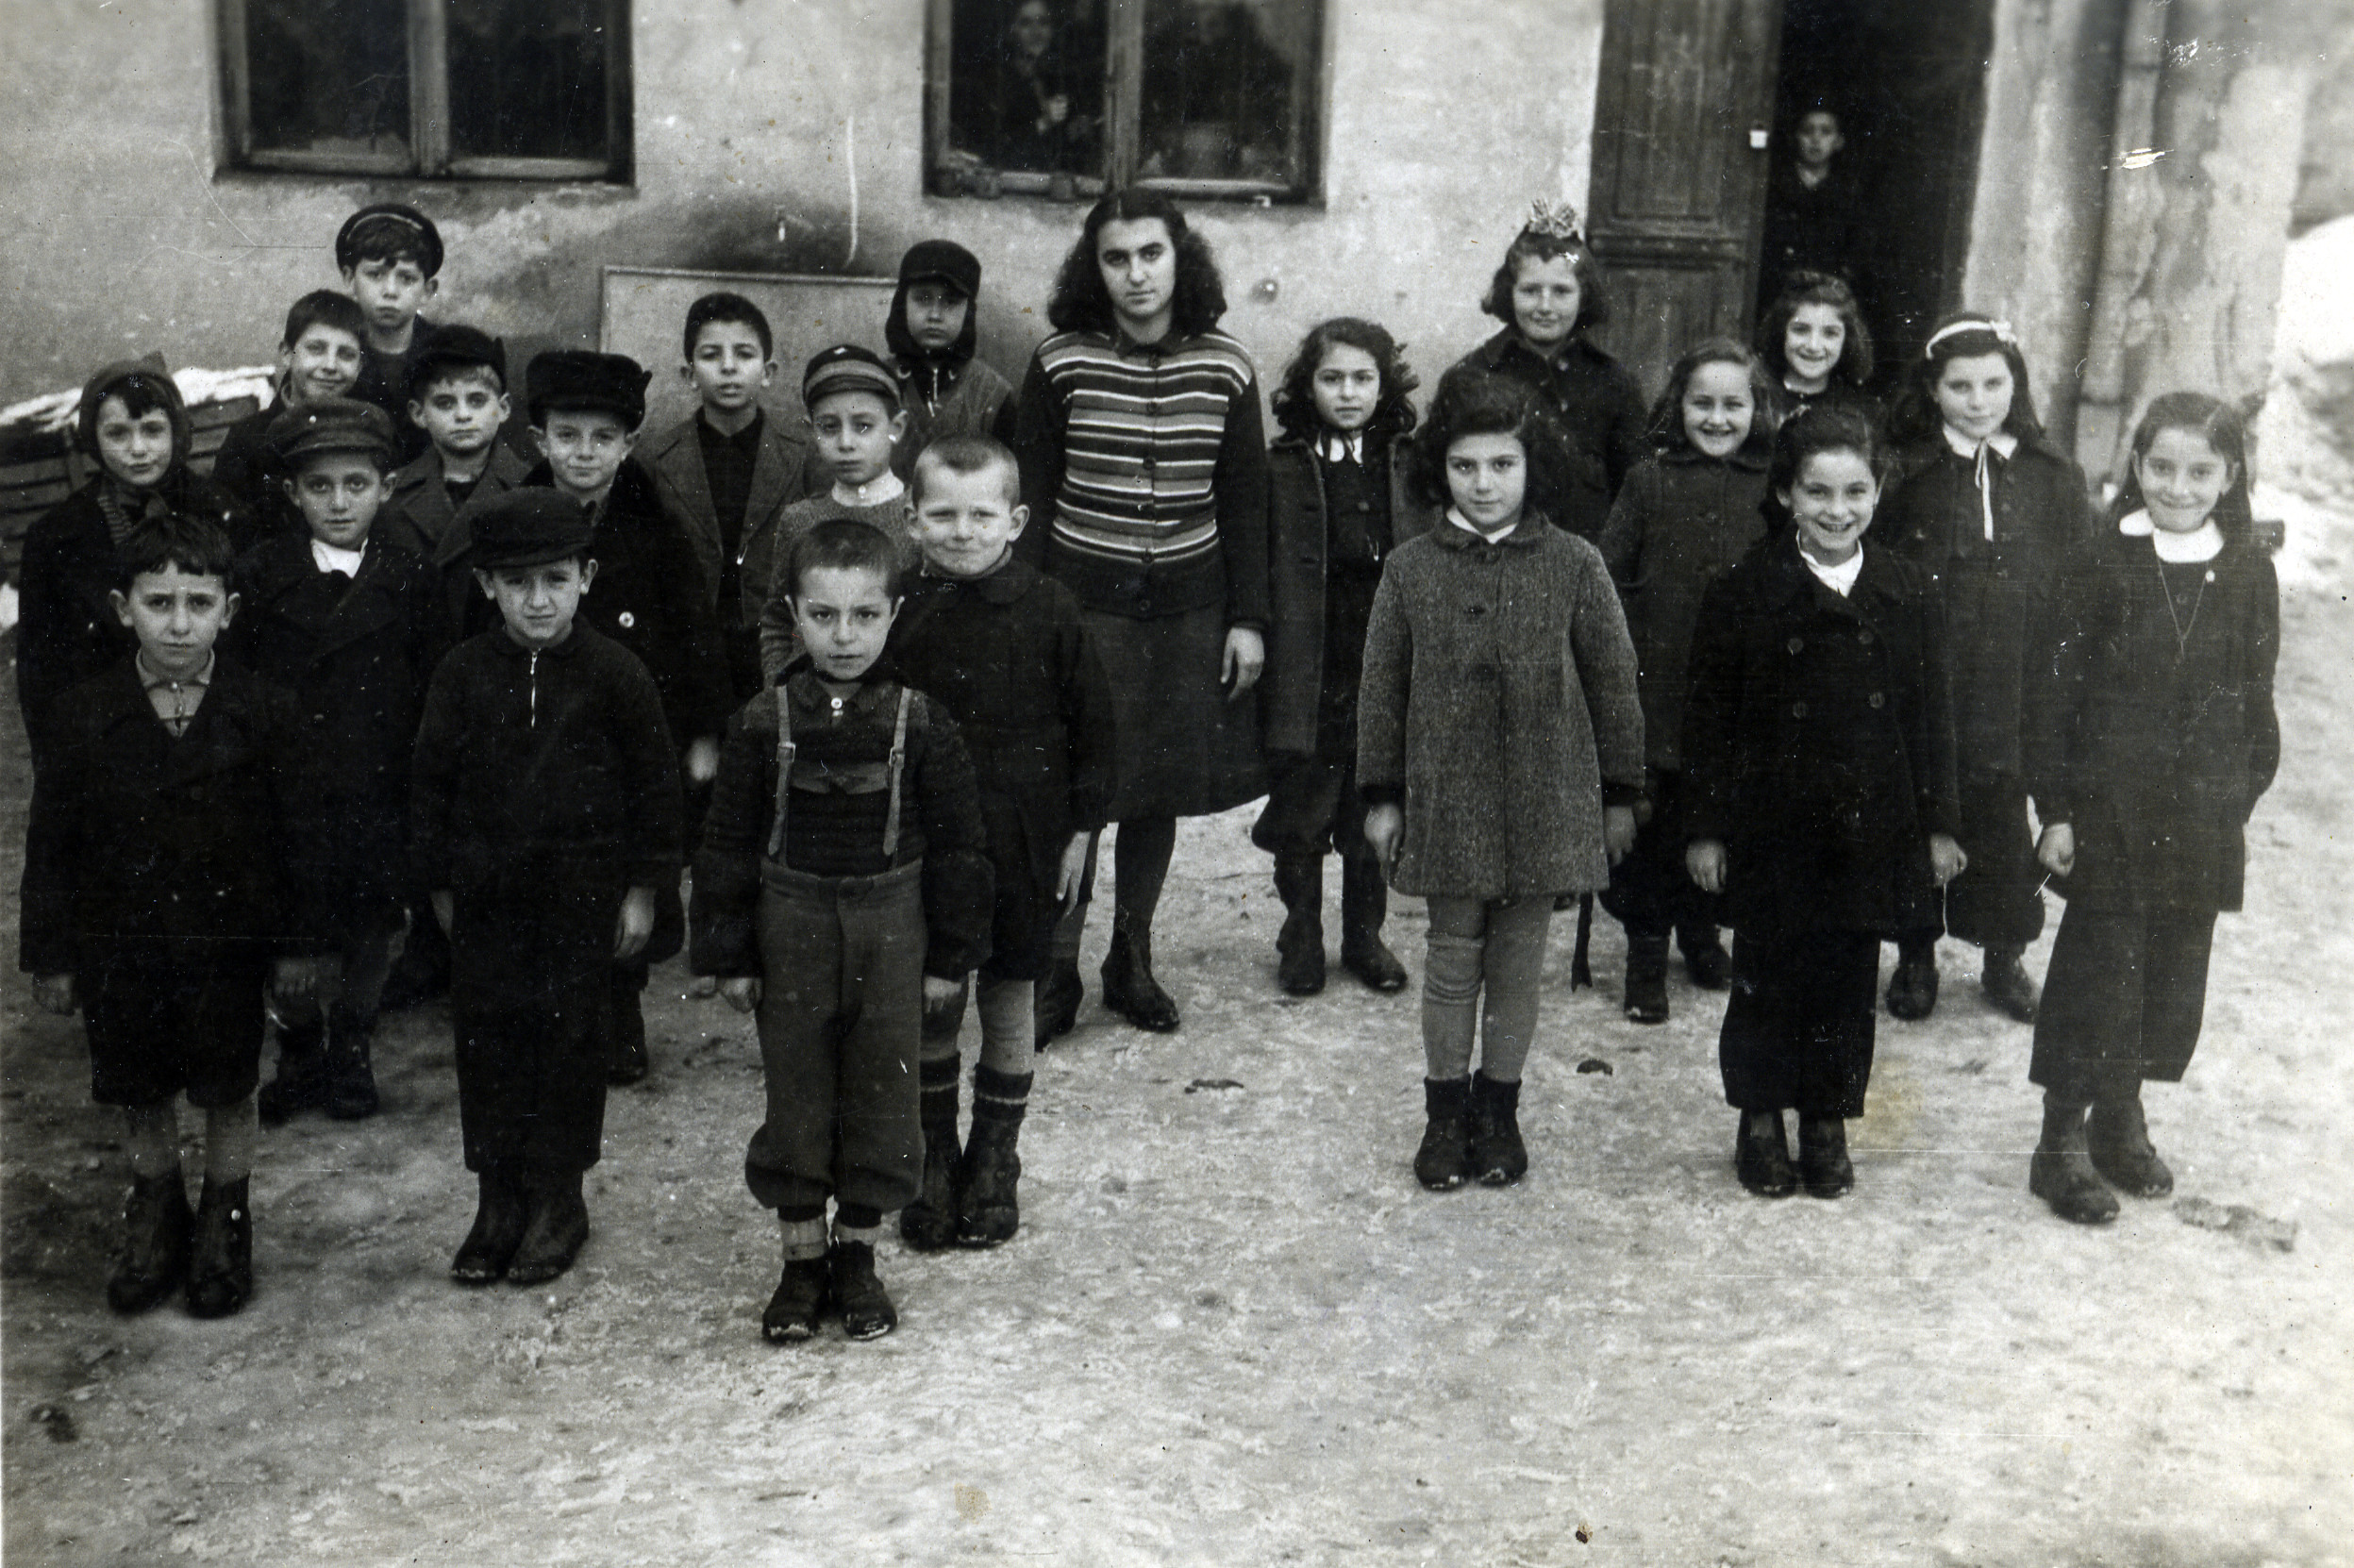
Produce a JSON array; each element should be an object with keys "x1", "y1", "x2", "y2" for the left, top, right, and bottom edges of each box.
[{"x1": 1014, "y1": 190, "x2": 1273, "y2": 1039}]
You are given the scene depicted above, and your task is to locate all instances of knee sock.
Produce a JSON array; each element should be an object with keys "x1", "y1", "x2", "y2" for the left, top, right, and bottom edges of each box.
[
  {"x1": 921, "y1": 974, "x2": 970, "y2": 1058},
  {"x1": 918, "y1": 1055, "x2": 961, "y2": 1152},
  {"x1": 777, "y1": 1207, "x2": 827, "y2": 1261},
  {"x1": 972, "y1": 1062, "x2": 1033, "y2": 1142},
  {"x1": 974, "y1": 977, "x2": 1035, "y2": 1076},
  {"x1": 124, "y1": 1104, "x2": 179, "y2": 1181},
  {"x1": 202, "y1": 1095, "x2": 257, "y2": 1186},
  {"x1": 1421, "y1": 931, "x2": 1484, "y2": 1081},
  {"x1": 833, "y1": 1202, "x2": 882, "y2": 1250},
  {"x1": 2040, "y1": 1093, "x2": 2089, "y2": 1147},
  {"x1": 1112, "y1": 817, "x2": 1177, "y2": 937}
]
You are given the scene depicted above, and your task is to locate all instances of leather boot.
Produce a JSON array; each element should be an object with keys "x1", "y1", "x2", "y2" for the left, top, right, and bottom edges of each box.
[
  {"x1": 1340, "y1": 850, "x2": 1409, "y2": 993},
  {"x1": 762, "y1": 1257, "x2": 830, "y2": 1343},
  {"x1": 828, "y1": 1238, "x2": 898, "y2": 1341},
  {"x1": 2029, "y1": 1099, "x2": 2119, "y2": 1224},
  {"x1": 1034, "y1": 959, "x2": 1083, "y2": 1047},
  {"x1": 1469, "y1": 1071, "x2": 1528, "y2": 1186},
  {"x1": 108, "y1": 1170, "x2": 193, "y2": 1314},
  {"x1": 956, "y1": 1113, "x2": 1027, "y2": 1247},
  {"x1": 1414, "y1": 1076, "x2": 1473, "y2": 1191},
  {"x1": 1734, "y1": 1109, "x2": 1797, "y2": 1197},
  {"x1": 450, "y1": 1165, "x2": 529, "y2": 1284},
  {"x1": 258, "y1": 1018, "x2": 328, "y2": 1126},
  {"x1": 1678, "y1": 924, "x2": 1730, "y2": 990},
  {"x1": 1623, "y1": 931, "x2": 1670, "y2": 1025},
  {"x1": 508, "y1": 1168, "x2": 591, "y2": 1286},
  {"x1": 1273, "y1": 854, "x2": 1327, "y2": 996},
  {"x1": 1100, "y1": 921, "x2": 1179, "y2": 1032},
  {"x1": 901, "y1": 1058, "x2": 961, "y2": 1251},
  {"x1": 323, "y1": 1003, "x2": 380, "y2": 1120},
  {"x1": 184, "y1": 1176, "x2": 253, "y2": 1318},
  {"x1": 1886, "y1": 939, "x2": 1939, "y2": 1021},
  {"x1": 1797, "y1": 1115, "x2": 1854, "y2": 1199},
  {"x1": 2087, "y1": 1091, "x2": 2173, "y2": 1198},
  {"x1": 1981, "y1": 946, "x2": 2041, "y2": 1024}
]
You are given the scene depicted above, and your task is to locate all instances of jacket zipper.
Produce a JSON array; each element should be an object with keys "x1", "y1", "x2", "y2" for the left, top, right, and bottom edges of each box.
[{"x1": 528, "y1": 650, "x2": 540, "y2": 729}]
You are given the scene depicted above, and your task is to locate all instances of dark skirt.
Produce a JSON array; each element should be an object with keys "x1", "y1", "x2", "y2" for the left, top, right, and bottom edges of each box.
[{"x1": 1086, "y1": 602, "x2": 1267, "y2": 821}]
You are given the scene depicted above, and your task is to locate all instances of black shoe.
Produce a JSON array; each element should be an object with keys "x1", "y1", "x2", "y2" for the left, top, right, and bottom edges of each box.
[
  {"x1": 1414, "y1": 1077, "x2": 1473, "y2": 1192},
  {"x1": 1339, "y1": 854, "x2": 1410, "y2": 993},
  {"x1": 184, "y1": 1176, "x2": 253, "y2": 1318},
  {"x1": 2087, "y1": 1094, "x2": 2174, "y2": 1198},
  {"x1": 507, "y1": 1170, "x2": 590, "y2": 1286},
  {"x1": 828, "y1": 1240, "x2": 898, "y2": 1341},
  {"x1": 450, "y1": 1166, "x2": 529, "y2": 1284},
  {"x1": 607, "y1": 988, "x2": 650, "y2": 1085},
  {"x1": 1469, "y1": 1072, "x2": 1528, "y2": 1186},
  {"x1": 1734, "y1": 1109, "x2": 1797, "y2": 1197},
  {"x1": 762, "y1": 1258, "x2": 830, "y2": 1343},
  {"x1": 1678, "y1": 925, "x2": 1730, "y2": 991},
  {"x1": 1035, "y1": 959, "x2": 1083, "y2": 1048},
  {"x1": 258, "y1": 1020, "x2": 328, "y2": 1126},
  {"x1": 956, "y1": 1115, "x2": 1025, "y2": 1247},
  {"x1": 1886, "y1": 947, "x2": 1939, "y2": 1021},
  {"x1": 323, "y1": 1006, "x2": 381, "y2": 1120},
  {"x1": 901, "y1": 1127, "x2": 961, "y2": 1252},
  {"x1": 1797, "y1": 1116, "x2": 1854, "y2": 1199},
  {"x1": 2030, "y1": 1114, "x2": 2120, "y2": 1225},
  {"x1": 108, "y1": 1171, "x2": 192, "y2": 1314},
  {"x1": 1981, "y1": 948, "x2": 2040, "y2": 1024},
  {"x1": 1623, "y1": 935, "x2": 1669, "y2": 1025},
  {"x1": 1100, "y1": 926, "x2": 1179, "y2": 1032}
]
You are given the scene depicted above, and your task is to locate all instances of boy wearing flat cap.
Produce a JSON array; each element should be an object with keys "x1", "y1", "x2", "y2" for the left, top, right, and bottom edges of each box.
[
  {"x1": 410, "y1": 490, "x2": 684, "y2": 1287},
  {"x1": 518, "y1": 347, "x2": 729, "y2": 1083},
  {"x1": 885, "y1": 241, "x2": 1019, "y2": 482},
  {"x1": 229, "y1": 399, "x2": 439, "y2": 1124},
  {"x1": 337, "y1": 203, "x2": 444, "y2": 460}
]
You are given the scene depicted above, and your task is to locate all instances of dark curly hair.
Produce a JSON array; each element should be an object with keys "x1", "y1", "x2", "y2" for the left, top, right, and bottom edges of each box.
[
  {"x1": 1761, "y1": 403, "x2": 1888, "y2": 532},
  {"x1": 1756, "y1": 272, "x2": 1875, "y2": 389},
  {"x1": 2112, "y1": 391, "x2": 2255, "y2": 543},
  {"x1": 1410, "y1": 366, "x2": 1562, "y2": 513},
  {"x1": 1645, "y1": 338, "x2": 1780, "y2": 460},
  {"x1": 1478, "y1": 228, "x2": 1611, "y2": 333},
  {"x1": 1887, "y1": 312, "x2": 2045, "y2": 447},
  {"x1": 1045, "y1": 190, "x2": 1228, "y2": 338},
  {"x1": 1271, "y1": 318, "x2": 1420, "y2": 445}
]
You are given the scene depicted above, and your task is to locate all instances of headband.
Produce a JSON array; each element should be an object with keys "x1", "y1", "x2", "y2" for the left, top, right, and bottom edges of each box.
[{"x1": 1925, "y1": 318, "x2": 2015, "y2": 356}]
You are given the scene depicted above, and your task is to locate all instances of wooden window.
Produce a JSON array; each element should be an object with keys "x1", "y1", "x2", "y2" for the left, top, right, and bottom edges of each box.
[
  {"x1": 220, "y1": 0, "x2": 631, "y2": 181},
  {"x1": 927, "y1": 0, "x2": 1324, "y2": 205}
]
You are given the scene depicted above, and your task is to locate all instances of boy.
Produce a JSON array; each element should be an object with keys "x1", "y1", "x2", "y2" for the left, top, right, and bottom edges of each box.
[
  {"x1": 756, "y1": 345, "x2": 915, "y2": 681},
  {"x1": 1758, "y1": 104, "x2": 1864, "y2": 316},
  {"x1": 212, "y1": 291, "x2": 371, "y2": 537},
  {"x1": 884, "y1": 242, "x2": 1019, "y2": 482},
  {"x1": 885, "y1": 437, "x2": 1111, "y2": 1249},
  {"x1": 409, "y1": 491, "x2": 684, "y2": 1286},
  {"x1": 337, "y1": 203, "x2": 444, "y2": 461},
  {"x1": 693, "y1": 520, "x2": 993, "y2": 1342},
  {"x1": 22, "y1": 514, "x2": 315, "y2": 1318},
  {"x1": 645, "y1": 292, "x2": 816, "y2": 703},
  {"x1": 519, "y1": 348, "x2": 729, "y2": 1082},
  {"x1": 231, "y1": 399, "x2": 439, "y2": 1124},
  {"x1": 381, "y1": 325, "x2": 531, "y2": 564}
]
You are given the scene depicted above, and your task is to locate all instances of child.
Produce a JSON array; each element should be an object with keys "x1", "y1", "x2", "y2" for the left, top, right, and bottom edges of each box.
[
  {"x1": 409, "y1": 491, "x2": 684, "y2": 1285},
  {"x1": 1757, "y1": 104, "x2": 1865, "y2": 313},
  {"x1": 1878, "y1": 314, "x2": 2095, "y2": 1023},
  {"x1": 1449, "y1": 201, "x2": 1646, "y2": 544},
  {"x1": 211, "y1": 291, "x2": 371, "y2": 536},
  {"x1": 382, "y1": 325, "x2": 531, "y2": 564},
  {"x1": 756, "y1": 345, "x2": 916, "y2": 681},
  {"x1": 231, "y1": 399, "x2": 440, "y2": 1124},
  {"x1": 1682, "y1": 406, "x2": 1963, "y2": 1199},
  {"x1": 1597, "y1": 339, "x2": 1778, "y2": 1023},
  {"x1": 1756, "y1": 272, "x2": 1881, "y2": 427},
  {"x1": 1255, "y1": 318, "x2": 1427, "y2": 997},
  {"x1": 2021, "y1": 393, "x2": 2278, "y2": 1225},
  {"x1": 885, "y1": 437, "x2": 1113, "y2": 1249},
  {"x1": 337, "y1": 203, "x2": 444, "y2": 460},
  {"x1": 1358, "y1": 369, "x2": 1644, "y2": 1191},
  {"x1": 885, "y1": 241, "x2": 1019, "y2": 481},
  {"x1": 644, "y1": 292, "x2": 815, "y2": 703},
  {"x1": 692, "y1": 520, "x2": 993, "y2": 1341},
  {"x1": 15, "y1": 357, "x2": 253, "y2": 773},
  {"x1": 22, "y1": 515, "x2": 314, "y2": 1317}
]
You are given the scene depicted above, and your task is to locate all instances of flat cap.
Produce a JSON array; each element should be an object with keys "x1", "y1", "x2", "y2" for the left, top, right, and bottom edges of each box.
[
  {"x1": 407, "y1": 325, "x2": 508, "y2": 400},
  {"x1": 335, "y1": 203, "x2": 444, "y2": 276},
  {"x1": 266, "y1": 397, "x2": 399, "y2": 466},
  {"x1": 802, "y1": 343, "x2": 900, "y2": 412},
  {"x1": 465, "y1": 488, "x2": 594, "y2": 570},
  {"x1": 526, "y1": 350, "x2": 651, "y2": 428}
]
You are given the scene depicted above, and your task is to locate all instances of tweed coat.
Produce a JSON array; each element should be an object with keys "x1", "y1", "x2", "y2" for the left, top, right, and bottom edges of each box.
[
  {"x1": 643, "y1": 408, "x2": 816, "y2": 631},
  {"x1": 2023, "y1": 519, "x2": 2279, "y2": 913},
  {"x1": 1357, "y1": 515, "x2": 1644, "y2": 901},
  {"x1": 1681, "y1": 534, "x2": 1961, "y2": 940}
]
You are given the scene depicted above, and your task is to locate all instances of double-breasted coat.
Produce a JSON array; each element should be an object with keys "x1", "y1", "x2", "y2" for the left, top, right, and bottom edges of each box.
[
  {"x1": 1450, "y1": 332, "x2": 1647, "y2": 544},
  {"x1": 1681, "y1": 535, "x2": 1961, "y2": 940}
]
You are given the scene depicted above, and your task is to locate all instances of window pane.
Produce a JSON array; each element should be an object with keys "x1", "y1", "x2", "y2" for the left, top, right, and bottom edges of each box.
[
  {"x1": 946, "y1": 0, "x2": 1107, "y2": 177},
  {"x1": 1137, "y1": 0, "x2": 1313, "y2": 186},
  {"x1": 445, "y1": 0, "x2": 612, "y2": 162},
  {"x1": 245, "y1": 0, "x2": 412, "y2": 161}
]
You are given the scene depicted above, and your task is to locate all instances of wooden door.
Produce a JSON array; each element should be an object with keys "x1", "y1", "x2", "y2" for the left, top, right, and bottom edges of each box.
[{"x1": 1585, "y1": 0, "x2": 1783, "y2": 399}]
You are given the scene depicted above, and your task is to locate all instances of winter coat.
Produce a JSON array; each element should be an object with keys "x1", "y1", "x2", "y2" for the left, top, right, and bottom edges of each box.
[
  {"x1": 21, "y1": 657, "x2": 308, "y2": 977},
  {"x1": 2024, "y1": 521, "x2": 2279, "y2": 913},
  {"x1": 227, "y1": 531, "x2": 441, "y2": 921},
  {"x1": 891, "y1": 356, "x2": 1019, "y2": 481},
  {"x1": 1357, "y1": 515, "x2": 1644, "y2": 900},
  {"x1": 380, "y1": 441, "x2": 534, "y2": 563},
  {"x1": 1260, "y1": 436, "x2": 1433, "y2": 758},
  {"x1": 209, "y1": 394, "x2": 300, "y2": 544},
  {"x1": 1681, "y1": 535, "x2": 1961, "y2": 941},
  {"x1": 1450, "y1": 331, "x2": 1647, "y2": 544},
  {"x1": 643, "y1": 409, "x2": 816, "y2": 632},
  {"x1": 1877, "y1": 434, "x2": 2095, "y2": 775},
  {"x1": 1598, "y1": 447, "x2": 1773, "y2": 773}
]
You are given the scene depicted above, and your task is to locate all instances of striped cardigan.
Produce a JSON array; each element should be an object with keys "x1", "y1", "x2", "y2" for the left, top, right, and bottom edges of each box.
[{"x1": 1013, "y1": 327, "x2": 1271, "y2": 624}]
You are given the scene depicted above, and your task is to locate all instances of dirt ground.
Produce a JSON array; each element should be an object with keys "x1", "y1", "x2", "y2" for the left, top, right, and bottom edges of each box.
[{"x1": 6, "y1": 574, "x2": 2350, "y2": 1564}]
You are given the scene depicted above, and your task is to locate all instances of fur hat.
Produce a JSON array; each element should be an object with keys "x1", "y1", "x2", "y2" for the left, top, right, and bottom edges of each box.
[{"x1": 526, "y1": 350, "x2": 652, "y2": 429}]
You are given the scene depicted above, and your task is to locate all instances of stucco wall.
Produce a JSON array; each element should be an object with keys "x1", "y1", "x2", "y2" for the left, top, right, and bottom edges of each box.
[{"x1": 0, "y1": 0, "x2": 1602, "y2": 409}]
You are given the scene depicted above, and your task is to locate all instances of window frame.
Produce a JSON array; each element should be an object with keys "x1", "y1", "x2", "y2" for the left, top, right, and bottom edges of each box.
[
  {"x1": 218, "y1": 0, "x2": 633, "y2": 183},
  {"x1": 924, "y1": 0, "x2": 1327, "y2": 207}
]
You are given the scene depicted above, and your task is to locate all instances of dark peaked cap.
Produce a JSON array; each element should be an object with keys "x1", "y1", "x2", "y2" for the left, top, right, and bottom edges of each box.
[
  {"x1": 407, "y1": 325, "x2": 509, "y2": 399},
  {"x1": 465, "y1": 488, "x2": 594, "y2": 570},
  {"x1": 336, "y1": 203, "x2": 444, "y2": 275}
]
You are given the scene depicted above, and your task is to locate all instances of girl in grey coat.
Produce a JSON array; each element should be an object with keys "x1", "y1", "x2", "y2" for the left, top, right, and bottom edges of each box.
[{"x1": 1360, "y1": 371, "x2": 1644, "y2": 1192}]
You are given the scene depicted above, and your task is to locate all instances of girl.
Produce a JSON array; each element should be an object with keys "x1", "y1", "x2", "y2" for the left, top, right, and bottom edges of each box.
[
  {"x1": 1757, "y1": 272, "x2": 1881, "y2": 427},
  {"x1": 1359, "y1": 369, "x2": 1644, "y2": 1191},
  {"x1": 2020, "y1": 393, "x2": 2278, "y2": 1225},
  {"x1": 1012, "y1": 190, "x2": 1271, "y2": 1039},
  {"x1": 1450, "y1": 201, "x2": 1647, "y2": 545},
  {"x1": 1255, "y1": 318, "x2": 1427, "y2": 997},
  {"x1": 1597, "y1": 339, "x2": 1778, "y2": 1023},
  {"x1": 1683, "y1": 406, "x2": 1963, "y2": 1199},
  {"x1": 1878, "y1": 314, "x2": 2094, "y2": 1024}
]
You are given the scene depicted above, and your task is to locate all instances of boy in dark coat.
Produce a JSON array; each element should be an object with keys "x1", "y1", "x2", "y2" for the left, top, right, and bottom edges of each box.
[
  {"x1": 410, "y1": 491, "x2": 684, "y2": 1286},
  {"x1": 885, "y1": 437, "x2": 1113, "y2": 1250},
  {"x1": 230, "y1": 399, "x2": 440, "y2": 1123},
  {"x1": 693, "y1": 520, "x2": 993, "y2": 1343},
  {"x1": 211, "y1": 291, "x2": 371, "y2": 542},
  {"x1": 337, "y1": 203, "x2": 444, "y2": 463},
  {"x1": 380, "y1": 325, "x2": 532, "y2": 565},
  {"x1": 22, "y1": 515, "x2": 315, "y2": 1318}
]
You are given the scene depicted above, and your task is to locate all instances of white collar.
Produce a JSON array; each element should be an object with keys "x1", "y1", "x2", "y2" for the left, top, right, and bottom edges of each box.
[
  {"x1": 2119, "y1": 508, "x2": 2225, "y2": 563},
  {"x1": 1942, "y1": 425, "x2": 2017, "y2": 461},
  {"x1": 1445, "y1": 507, "x2": 1517, "y2": 544},
  {"x1": 1319, "y1": 432, "x2": 1365, "y2": 464},
  {"x1": 1800, "y1": 542, "x2": 1865, "y2": 595},
  {"x1": 311, "y1": 538, "x2": 367, "y2": 576},
  {"x1": 833, "y1": 473, "x2": 907, "y2": 509}
]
